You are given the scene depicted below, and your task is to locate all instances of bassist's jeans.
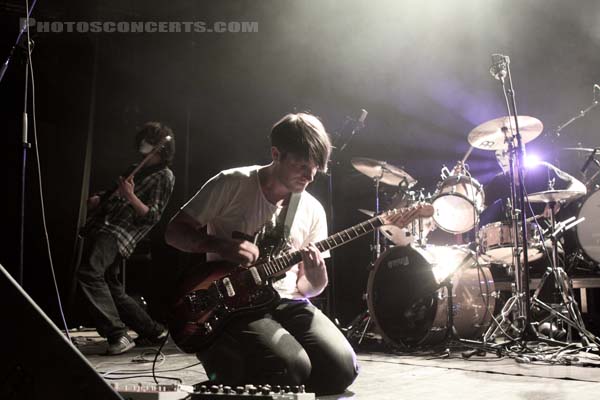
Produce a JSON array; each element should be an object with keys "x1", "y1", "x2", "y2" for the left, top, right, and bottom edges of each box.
[
  {"x1": 196, "y1": 299, "x2": 358, "y2": 395},
  {"x1": 77, "y1": 233, "x2": 162, "y2": 342}
]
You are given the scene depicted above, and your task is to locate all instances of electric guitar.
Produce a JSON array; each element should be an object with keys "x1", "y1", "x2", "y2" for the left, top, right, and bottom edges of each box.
[{"x1": 168, "y1": 204, "x2": 434, "y2": 353}]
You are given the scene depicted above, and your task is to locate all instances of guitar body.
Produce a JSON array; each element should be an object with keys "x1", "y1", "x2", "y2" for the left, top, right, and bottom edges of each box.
[{"x1": 169, "y1": 261, "x2": 280, "y2": 353}]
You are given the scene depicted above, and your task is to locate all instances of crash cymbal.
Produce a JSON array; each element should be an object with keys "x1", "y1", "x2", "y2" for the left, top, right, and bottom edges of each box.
[
  {"x1": 468, "y1": 116, "x2": 543, "y2": 151},
  {"x1": 351, "y1": 157, "x2": 417, "y2": 187},
  {"x1": 527, "y1": 190, "x2": 585, "y2": 204}
]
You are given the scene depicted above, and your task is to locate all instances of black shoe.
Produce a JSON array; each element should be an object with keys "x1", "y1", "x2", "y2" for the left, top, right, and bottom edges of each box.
[
  {"x1": 135, "y1": 328, "x2": 168, "y2": 347},
  {"x1": 106, "y1": 334, "x2": 135, "y2": 355}
]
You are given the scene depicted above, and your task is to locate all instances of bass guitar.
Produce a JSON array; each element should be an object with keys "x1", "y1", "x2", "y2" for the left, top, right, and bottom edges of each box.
[
  {"x1": 168, "y1": 204, "x2": 434, "y2": 353},
  {"x1": 80, "y1": 135, "x2": 172, "y2": 235}
]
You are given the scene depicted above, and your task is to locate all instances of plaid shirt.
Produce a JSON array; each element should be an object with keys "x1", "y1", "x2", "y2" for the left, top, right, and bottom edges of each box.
[{"x1": 87, "y1": 165, "x2": 175, "y2": 258}]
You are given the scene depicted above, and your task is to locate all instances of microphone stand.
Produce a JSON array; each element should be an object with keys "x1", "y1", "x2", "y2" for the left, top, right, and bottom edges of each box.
[
  {"x1": 0, "y1": 0, "x2": 38, "y2": 87},
  {"x1": 554, "y1": 99, "x2": 599, "y2": 138},
  {"x1": 327, "y1": 111, "x2": 366, "y2": 320},
  {"x1": 493, "y1": 56, "x2": 537, "y2": 342},
  {"x1": 13, "y1": 6, "x2": 37, "y2": 286},
  {"x1": 19, "y1": 53, "x2": 32, "y2": 287},
  {"x1": 549, "y1": 87, "x2": 599, "y2": 168}
]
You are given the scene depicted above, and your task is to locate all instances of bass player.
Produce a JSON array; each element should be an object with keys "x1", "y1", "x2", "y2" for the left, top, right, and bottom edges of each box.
[{"x1": 78, "y1": 122, "x2": 175, "y2": 355}]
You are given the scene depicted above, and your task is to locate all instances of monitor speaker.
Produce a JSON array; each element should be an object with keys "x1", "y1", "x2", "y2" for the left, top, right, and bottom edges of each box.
[{"x1": 0, "y1": 263, "x2": 122, "y2": 400}]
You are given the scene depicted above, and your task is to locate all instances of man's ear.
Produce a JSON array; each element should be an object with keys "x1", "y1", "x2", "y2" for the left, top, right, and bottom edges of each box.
[{"x1": 271, "y1": 146, "x2": 281, "y2": 163}]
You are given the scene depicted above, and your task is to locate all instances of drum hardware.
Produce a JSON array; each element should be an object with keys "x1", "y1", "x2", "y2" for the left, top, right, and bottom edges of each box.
[
  {"x1": 529, "y1": 194, "x2": 600, "y2": 347},
  {"x1": 553, "y1": 86, "x2": 599, "y2": 139},
  {"x1": 476, "y1": 54, "x2": 543, "y2": 341},
  {"x1": 342, "y1": 180, "x2": 381, "y2": 346},
  {"x1": 351, "y1": 157, "x2": 418, "y2": 259},
  {"x1": 346, "y1": 157, "x2": 418, "y2": 346},
  {"x1": 578, "y1": 148, "x2": 600, "y2": 188}
]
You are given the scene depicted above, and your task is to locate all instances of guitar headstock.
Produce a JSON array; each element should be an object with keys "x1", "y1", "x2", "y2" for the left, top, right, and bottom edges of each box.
[
  {"x1": 155, "y1": 135, "x2": 172, "y2": 149},
  {"x1": 379, "y1": 204, "x2": 434, "y2": 228}
]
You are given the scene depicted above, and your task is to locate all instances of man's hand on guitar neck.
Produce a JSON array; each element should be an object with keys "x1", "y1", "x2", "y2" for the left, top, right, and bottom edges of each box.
[
  {"x1": 87, "y1": 195, "x2": 101, "y2": 211},
  {"x1": 297, "y1": 243, "x2": 328, "y2": 298}
]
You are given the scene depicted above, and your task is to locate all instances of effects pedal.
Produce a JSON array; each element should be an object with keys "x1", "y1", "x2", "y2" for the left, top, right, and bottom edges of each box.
[
  {"x1": 191, "y1": 384, "x2": 315, "y2": 399},
  {"x1": 111, "y1": 383, "x2": 193, "y2": 400}
]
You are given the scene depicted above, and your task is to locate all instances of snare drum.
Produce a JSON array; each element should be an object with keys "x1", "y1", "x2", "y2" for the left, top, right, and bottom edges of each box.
[
  {"x1": 478, "y1": 221, "x2": 544, "y2": 264},
  {"x1": 432, "y1": 174, "x2": 485, "y2": 233}
]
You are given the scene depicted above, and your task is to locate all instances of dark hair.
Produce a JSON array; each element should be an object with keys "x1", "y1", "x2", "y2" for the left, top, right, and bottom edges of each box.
[
  {"x1": 270, "y1": 113, "x2": 332, "y2": 172},
  {"x1": 135, "y1": 121, "x2": 175, "y2": 165}
]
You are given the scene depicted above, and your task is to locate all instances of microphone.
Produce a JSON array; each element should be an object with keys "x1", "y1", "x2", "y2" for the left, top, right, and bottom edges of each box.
[
  {"x1": 594, "y1": 84, "x2": 600, "y2": 101},
  {"x1": 339, "y1": 109, "x2": 368, "y2": 152},
  {"x1": 581, "y1": 148, "x2": 598, "y2": 174},
  {"x1": 489, "y1": 54, "x2": 509, "y2": 81},
  {"x1": 358, "y1": 109, "x2": 368, "y2": 126}
]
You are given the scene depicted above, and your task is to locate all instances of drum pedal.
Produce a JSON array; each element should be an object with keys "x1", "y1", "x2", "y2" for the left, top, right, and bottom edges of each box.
[{"x1": 461, "y1": 348, "x2": 487, "y2": 359}]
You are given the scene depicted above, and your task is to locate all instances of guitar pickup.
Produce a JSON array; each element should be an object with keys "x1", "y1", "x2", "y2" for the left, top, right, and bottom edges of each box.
[
  {"x1": 222, "y1": 277, "x2": 235, "y2": 297},
  {"x1": 249, "y1": 267, "x2": 262, "y2": 285}
]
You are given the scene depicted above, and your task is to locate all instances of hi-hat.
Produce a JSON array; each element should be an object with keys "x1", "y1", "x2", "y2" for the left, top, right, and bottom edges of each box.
[
  {"x1": 527, "y1": 190, "x2": 585, "y2": 204},
  {"x1": 527, "y1": 161, "x2": 587, "y2": 203},
  {"x1": 351, "y1": 157, "x2": 416, "y2": 187},
  {"x1": 468, "y1": 116, "x2": 543, "y2": 151}
]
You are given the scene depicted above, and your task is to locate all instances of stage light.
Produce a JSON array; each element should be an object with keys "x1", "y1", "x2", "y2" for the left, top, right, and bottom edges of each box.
[{"x1": 524, "y1": 154, "x2": 541, "y2": 168}]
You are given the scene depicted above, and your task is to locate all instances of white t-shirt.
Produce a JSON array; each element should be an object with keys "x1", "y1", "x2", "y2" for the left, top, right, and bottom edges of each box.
[{"x1": 181, "y1": 165, "x2": 329, "y2": 299}]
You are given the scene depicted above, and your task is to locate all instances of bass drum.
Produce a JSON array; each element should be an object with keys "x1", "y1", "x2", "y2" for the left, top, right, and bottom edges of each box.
[{"x1": 367, "y1": 245, "x2": 495, "y2": 348}]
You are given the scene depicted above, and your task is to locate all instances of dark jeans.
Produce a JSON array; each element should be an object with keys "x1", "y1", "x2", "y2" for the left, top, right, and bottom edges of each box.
[
  {"x1": 197, "y1": 299, "x2": 359, "y2": 395},
  {"x1": 77, "y1": 233, "x2": 162, "y2": 342}
]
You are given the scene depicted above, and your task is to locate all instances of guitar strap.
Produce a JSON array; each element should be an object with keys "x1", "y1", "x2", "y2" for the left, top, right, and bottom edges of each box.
[
  {"x1": 266, "y1": 191, "x2": 301, "y2": 283},
  {"x1": 282, "y1": 192, "x2": 301, "y2": 241}
]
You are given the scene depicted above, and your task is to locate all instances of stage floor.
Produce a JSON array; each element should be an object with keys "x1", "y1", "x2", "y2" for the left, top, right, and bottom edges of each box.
[{"x1": 74, "y1": 329, "x2": 600, "y2": 400}]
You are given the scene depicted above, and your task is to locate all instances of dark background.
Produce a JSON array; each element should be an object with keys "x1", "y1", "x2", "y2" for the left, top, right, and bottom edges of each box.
[{"x1": 1, "y1": 0, "x2": 599, "y2": 327}]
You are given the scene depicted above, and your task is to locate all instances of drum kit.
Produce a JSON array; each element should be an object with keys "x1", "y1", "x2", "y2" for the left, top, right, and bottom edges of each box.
[{"x1": 345, "y1": 115, "x2": 600, "y2": 352}]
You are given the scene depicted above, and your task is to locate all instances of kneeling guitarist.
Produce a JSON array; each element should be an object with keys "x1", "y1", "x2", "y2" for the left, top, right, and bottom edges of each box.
[{"x1": 165, "y1": 113, "x2": 359, "y2": 395}]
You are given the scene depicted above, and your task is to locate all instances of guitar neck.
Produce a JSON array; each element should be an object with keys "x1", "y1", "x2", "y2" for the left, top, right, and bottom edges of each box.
[
  {"x1": 256, "y1": 215, "x2": 384, "y2": 279},
  {"x1": 104, "y1": 136, "x2": 172, "y2": 199}
]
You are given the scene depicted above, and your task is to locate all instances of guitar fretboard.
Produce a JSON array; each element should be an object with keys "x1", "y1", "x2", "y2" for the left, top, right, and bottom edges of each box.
[{"x1": 256, "y1": 213, "x2": 395, "y2": 280}]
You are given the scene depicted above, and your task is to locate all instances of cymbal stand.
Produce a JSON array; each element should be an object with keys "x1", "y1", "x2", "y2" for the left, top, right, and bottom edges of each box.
[
  {"x1": 581, "y1": 149, "x2": 600, "y2": 188},
  {"x1": 440, "y1": 257, "x2": 502, "y2": 356},
  {"x1": 371, "y1": 177, "x2": 384, "y2": 260},
  {"x1": 530, "y1": 202, "x2": 600, "y2": 347},
  {"x1": 343, "y1": 176, "x2": 384, "y2": 346}
]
